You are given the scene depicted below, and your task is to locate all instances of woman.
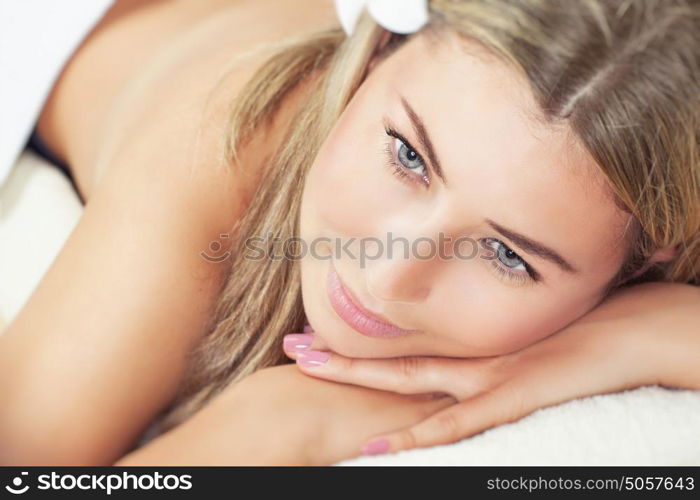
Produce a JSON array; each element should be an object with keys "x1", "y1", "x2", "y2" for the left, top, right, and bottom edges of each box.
[{"x1": 0, "y1": 0, "x2": 698, "y2": 465}]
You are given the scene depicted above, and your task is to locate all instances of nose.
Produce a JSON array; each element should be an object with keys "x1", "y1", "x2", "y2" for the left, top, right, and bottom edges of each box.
[{"x1": 364, "y1": 230, "x2": 450, "y2": 304}]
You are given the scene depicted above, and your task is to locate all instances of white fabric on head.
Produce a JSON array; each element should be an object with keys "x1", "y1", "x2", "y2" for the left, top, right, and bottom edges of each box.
[{"x1": 334, "y1": 0, "x2": 429, "y2": 36}]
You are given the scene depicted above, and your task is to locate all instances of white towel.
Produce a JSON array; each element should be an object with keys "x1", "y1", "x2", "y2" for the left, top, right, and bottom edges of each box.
[
  {"x1": 0, "y1": 0, "x2": 114, "y2": 188},
  {"x1": 336, "y1": 386, "x2": 700, "y2": 465}
]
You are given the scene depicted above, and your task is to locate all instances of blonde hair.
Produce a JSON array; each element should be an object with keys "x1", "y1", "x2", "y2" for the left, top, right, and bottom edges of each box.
[{"x1": 156, "y1": 0, "x2": 699, "y2": 434}]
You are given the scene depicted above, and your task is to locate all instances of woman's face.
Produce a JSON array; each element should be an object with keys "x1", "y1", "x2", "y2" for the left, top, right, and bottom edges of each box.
[{"x1": 298, "y1": 31, "x2": 633, "y2": 359}]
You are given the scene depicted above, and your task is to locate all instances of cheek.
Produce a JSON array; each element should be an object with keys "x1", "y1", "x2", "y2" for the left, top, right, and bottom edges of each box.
[
  {"x1": 305, "y1": 123, "x2": 408, "y2": 239},
  {"x1": 486, "y1": 292, "x2": 600, "y2": 354},
  {"x1": 428, "y1": 272, "x2": 600, "y2": 356}
]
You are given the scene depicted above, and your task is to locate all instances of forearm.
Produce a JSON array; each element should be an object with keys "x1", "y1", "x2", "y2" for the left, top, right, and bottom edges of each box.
[
  {"x1": 114, "y1": 419, "x2": 303, "y2": 466},
  {"x1": 114, "y1": 378, "x2": 312, "y2": 466},
  {"x1": 113, "y1": 426, "x2": 254, "y2": 466},
  {"x1": 114, "y1": 362, "x2": 447, "y2": 466}
]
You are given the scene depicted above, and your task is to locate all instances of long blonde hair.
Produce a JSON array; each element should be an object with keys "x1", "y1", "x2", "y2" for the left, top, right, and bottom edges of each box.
[{"x1": 157, "y1": 0, "x2": 699, "y2": 434}]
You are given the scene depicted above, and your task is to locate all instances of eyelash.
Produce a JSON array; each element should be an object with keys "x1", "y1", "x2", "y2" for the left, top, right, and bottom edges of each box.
[
  {"x1": 381, "y1": 121, "x2": 540, "y2": 287},
  {"x1": 382, "y1": 124, "x2": 431, "y2": 188}
]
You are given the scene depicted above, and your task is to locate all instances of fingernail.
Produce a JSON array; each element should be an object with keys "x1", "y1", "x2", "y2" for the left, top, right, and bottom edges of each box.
[
  {"x1": 296, "y1": 350, "x2": 331, "y2": 367},
  {"x1": 283, "y1": 334, "x2": 313, "y2": 353},
  {"x1": 361, "y1": 439, "x2": 390, "y2": 456},
  {"x1": 303, "y1": 323, "x2": 314, "y2": 333}
]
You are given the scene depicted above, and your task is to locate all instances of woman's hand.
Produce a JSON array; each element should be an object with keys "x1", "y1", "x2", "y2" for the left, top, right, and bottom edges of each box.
[
  {"x1": 116, "y1": 362, "x2": 455, "y2": 465},
  {"x1": 284, "y1": 281, "x2": 700, "y2": 457}
]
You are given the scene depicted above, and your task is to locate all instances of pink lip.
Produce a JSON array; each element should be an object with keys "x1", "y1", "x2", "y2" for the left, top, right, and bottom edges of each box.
[{"x1": 326, "y1": 260, "x2": 418, "y2": 339}]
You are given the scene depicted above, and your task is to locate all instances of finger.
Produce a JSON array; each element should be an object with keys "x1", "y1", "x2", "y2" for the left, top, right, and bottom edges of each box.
[
  {"x1": 282, "y1": 332, "x2": 328, "y2": 360},
  {"x1": 293, "y1": 351, "x2": 481, "y2": 397},
  {"x1": 360, "y1": 382, "x2": 531, "y2": 456}
]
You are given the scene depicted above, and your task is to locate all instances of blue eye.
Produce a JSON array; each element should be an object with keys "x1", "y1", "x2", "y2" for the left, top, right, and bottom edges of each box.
[
  {"x1": 383, "y1": 125, "x2": 430, "y2": 187},
  {"x1": 481, "y1": 238, "x2": 537, "y2": 285},
  {"x1": 496, "y1": 241, "x2": 525, "y2": 269},
  {"x1": 395, "y1": 138, "x2": 425, "y2": 172}
]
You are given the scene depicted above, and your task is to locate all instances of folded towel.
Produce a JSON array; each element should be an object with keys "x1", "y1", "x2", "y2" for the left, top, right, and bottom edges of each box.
[{"x1": 336, "y1": 385, "x2": 700, "y2": 466}]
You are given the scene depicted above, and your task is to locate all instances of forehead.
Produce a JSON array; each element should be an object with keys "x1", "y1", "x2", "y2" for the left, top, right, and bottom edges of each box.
[{"x1": 369, "y1": 31, "x2": 633, "y2": 272}]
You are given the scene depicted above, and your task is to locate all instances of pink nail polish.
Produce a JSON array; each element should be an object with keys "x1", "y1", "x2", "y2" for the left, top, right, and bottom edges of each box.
[
  {"x1": 303, "y1": 323, "x2": 314, "y2": 333},
  {"x1": 283, "y1": 334, "x2": 313, "y2": 352},
  {"x1": 361, "y1": 439, "x2": 390, "y2": 456},
  {"x1": 296, "y1": 350, "x2": 330, "y2": 367}
]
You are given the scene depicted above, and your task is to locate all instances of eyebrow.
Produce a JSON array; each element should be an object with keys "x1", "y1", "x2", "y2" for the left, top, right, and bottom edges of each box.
[
  {"x1": 400, "y1": 96, "x2": 448, "y2": 185},
  {"x1": 485, "y1": 218, "x2": 579, "y2": 274}
]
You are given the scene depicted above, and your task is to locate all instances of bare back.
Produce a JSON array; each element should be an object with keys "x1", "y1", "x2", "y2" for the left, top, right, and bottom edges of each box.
[{"x1": 37, "y1": 0, "x2": 338, "y2": 199}]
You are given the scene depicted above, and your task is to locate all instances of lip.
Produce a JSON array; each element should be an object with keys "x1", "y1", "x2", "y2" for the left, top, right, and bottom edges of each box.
[{"x1": 326, "y1": 260, "x2": 419, "y2": 339}]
